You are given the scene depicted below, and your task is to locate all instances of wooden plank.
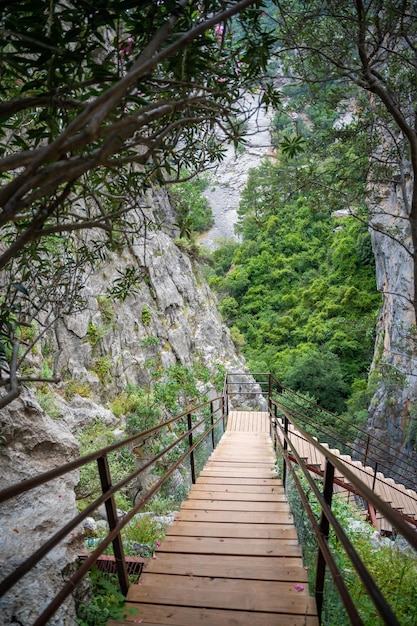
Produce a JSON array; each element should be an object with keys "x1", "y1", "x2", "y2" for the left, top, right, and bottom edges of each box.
[
  {"x1": 188, "y1": 489, "x2": 287, "y2": 501},
  {"x1": 209, "y1": 456, "x2": 274, "y2": 461},
  {"x1": 200, "y1": 469, "x2": 277, "y2": 478},
  {"x1": 210, "y1": 442, "x2": 271, "y2": 447},
  {"x1": 174, "y1": 509, "x2": 294, "y2": 524},
  {"x1": 181, "y1": 500, "x2": 290, "y2": 512},
  {"x1": 195, "y1": 476, "x2": 280, "y2": 486},
  {"x1": 165, "y1": 521, "x2": 297, "y2": 539},
  {"x1": 207, "y1": 456, "x2": 275, "y2": 462},
  {"x1": 143, "y1": 552, "x2": 309, "y2": 581},
  {"x1": 157, "y1": 536, "x2": 302, "y2": 556},
  {"x1": 127, "y1": 574, "x2": 315, "y2": 616},
  {"x1": 190, "y1": 483, "x2": 285, "y2": 494},
  {"x1": 115, "y1": 603, "x2": 319, "y2": 625},
  {"x1": 208, "y1": 458, "x2": 274, "y2": 464}
]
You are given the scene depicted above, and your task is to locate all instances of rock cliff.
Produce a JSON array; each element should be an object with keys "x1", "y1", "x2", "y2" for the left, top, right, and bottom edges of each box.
[{"x1": 367, "y1": 164, "x2": 417, "y2": 471}]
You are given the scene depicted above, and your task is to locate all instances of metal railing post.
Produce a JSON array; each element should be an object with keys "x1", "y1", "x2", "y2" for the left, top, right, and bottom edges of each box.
[
  {"x1": 315, "y1": 458, "x2": 335, "y2": 622},
  {"x1": 282, "y1": 415, "x2": 289, "y2": 489},
  {"x1": 364, "y1": 434, "x2": 370, "y2": 465},
  {"x1": 223, "y1": 393, "x2": 227, "y2": 431},
  {"x1": 273, "y1": 404, "x2": 278, "y2": 447},
  {"x1": 372, "y1": 461, "x2": 378, "y2": 491},
  {"x1": 210, "y1": 400, "x2": 215, "y2": 449},
  {"x1": 187, "y1": 412, "x2": 196, "y2": 483},
  {"x1": 97, "y1": 455, "x2": 129, "y2": 596},
  {"x1": 268, "y1": 374, "x2": 272, "y2": 413}
]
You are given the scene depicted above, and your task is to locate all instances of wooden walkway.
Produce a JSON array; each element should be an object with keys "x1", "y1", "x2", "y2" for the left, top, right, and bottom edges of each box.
[
  {"x1": 109, "y1": 411, "x2": 318, "y2": 626},
  {"x1": 276, "y1": 424, "x2": 417, "y2": 534}
]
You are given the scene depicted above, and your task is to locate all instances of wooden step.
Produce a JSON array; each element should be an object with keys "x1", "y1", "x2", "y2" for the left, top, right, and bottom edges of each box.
[{"x1": 127, "y1": 573, "x2": 316, "y2": 615}]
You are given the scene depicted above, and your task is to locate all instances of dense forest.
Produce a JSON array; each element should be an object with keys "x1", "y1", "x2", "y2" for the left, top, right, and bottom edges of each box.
[{"x1": 208, "y1": 84, "x2": 381, "y2": 418}]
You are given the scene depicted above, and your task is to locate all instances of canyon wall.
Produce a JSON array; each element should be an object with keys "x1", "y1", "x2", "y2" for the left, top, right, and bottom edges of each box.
[{"x1": 367, "y1": 165, "x2": 417, "y2": 471}]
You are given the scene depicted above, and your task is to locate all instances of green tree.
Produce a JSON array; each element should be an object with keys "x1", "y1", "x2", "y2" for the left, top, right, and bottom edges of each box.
[
  {"x1": 0, "y1": 0, "x2": 279, "y2": 407},
  {"x1": 273, "y1": 0, "x2": 417, "y2": 452},
  {"x1": 169, "y1": 176, "x2": 213, "y2": 237},
  {"x1": 283, "y1": 350, "x2": 349, "y2": 414}
]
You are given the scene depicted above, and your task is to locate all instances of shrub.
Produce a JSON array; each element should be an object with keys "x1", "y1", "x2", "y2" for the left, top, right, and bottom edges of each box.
[
  {"x1": 287, "y1": 469, "x2": 417, "y2": 625},
  {"x1": 92, "y1": 356, "x2": 111, "y2": 384},
  {"x1": 97, "y1": 296, "x2": 116, "y2": 326},
  {"x1": 77, "y1": 568, "x2": 137, "y2": 626},
  {"x1": 141, "y1": 306, "x2": 151, "y2": 327}
]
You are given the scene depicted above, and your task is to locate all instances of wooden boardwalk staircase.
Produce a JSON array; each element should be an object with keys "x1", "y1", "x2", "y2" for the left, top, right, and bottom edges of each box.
[
  {"x1": 276, "y1": 423, "x2": 417, "y2": 534},
  {"x1": 3, "y1": 375, "x2": 417, "y2": 625},
  {"x1": 109, "y1": 411, "x2": 319, "y2": 626}
]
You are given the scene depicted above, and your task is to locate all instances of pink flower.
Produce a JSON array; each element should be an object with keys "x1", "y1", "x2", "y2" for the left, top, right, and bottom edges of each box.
[
  {"x1": 218, "y1": 77, "x2": 227, "y2": 83},
  {"x1": 294, "y1": 584, "x2": 304, "y2": 592},
  {"x1": 152, "y1": 555, "x2": 157, "y2": 559},
  {"x1": 214, "y1": 23, "x2": 224, "y2": 43},
  {"x1": 156, "y1": 541, "x2": 161, "y2": 547},
  {"x1": 119, "y1": 37, "x2": 134, "y2": 57},
  {"x1": 235, "y1": 61, "x2": 244, "y2": 75}
]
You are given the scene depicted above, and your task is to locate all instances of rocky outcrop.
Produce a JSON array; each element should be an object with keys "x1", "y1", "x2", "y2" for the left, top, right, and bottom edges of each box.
[
  {"x1": 366, "y1": 164, "x2": 417, "y2": 470},
  {"x1": 0, "y1": 389, "x2": 83, "y2": 625},
  {"x1": 51, "y1": 225, "x2": 247, "y2": 401},
  {"x1": 199, "y1": 94, "x2": 273, "y2": 250}
]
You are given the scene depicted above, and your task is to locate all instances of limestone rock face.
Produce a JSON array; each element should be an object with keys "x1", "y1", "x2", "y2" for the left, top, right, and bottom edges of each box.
[
  {"x1": 54, "y1": 226, "x2": 247, "y2": 400},
  {"x1": 367, "y1": 166, "x2": 417, "y2": 469},
  {"x1": 0, "y1": 389, "x2": 83, "y2": 625}
]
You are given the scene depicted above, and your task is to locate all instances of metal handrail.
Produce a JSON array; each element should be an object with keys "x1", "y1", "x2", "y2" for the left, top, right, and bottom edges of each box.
[
  {"x1": 227, "y1": 372, "x2": 417, "y2": 490},
  {"x1": 0, "y1": 393, "x2": 227, "y2": 626},
  {"x1": 270, "y1": 398, "x2": 417, "y2": 625},
  {"x1": 272, "y1": 403, "x2": 417, "y2": 549},
  {"x1": 3, "y1": 372, "x2": 417, "y2": 626},
  {"x1": 283, "y1": 425, "x2": 417, "y2": 527}
]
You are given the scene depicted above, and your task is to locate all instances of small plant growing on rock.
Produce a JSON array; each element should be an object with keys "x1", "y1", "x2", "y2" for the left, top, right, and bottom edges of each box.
[
  {"x1": 92, "y1": 356, "x2": 112, "y2": 384},
  {"x1": 141, "y1": 306, "x2": 151, "y2": 327}
]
